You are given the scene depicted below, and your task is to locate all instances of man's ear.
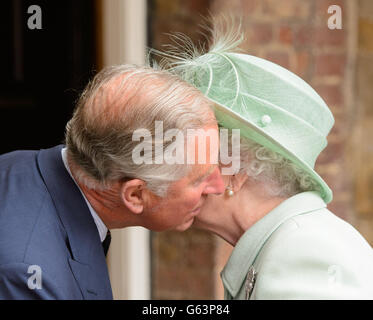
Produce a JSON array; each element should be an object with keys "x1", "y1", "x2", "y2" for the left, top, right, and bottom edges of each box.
[
  {"x1": 231, "y1": 171, "x2": 249, "y2": 192},
  {"x1": 120, "y1": 179, "x2": 146, "y2": 214}
]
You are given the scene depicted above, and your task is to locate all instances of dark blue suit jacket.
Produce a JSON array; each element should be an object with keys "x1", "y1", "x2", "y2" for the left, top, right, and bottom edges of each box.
[{"x1": 0, "y1": 145, "x2": 113, "y2": 299}]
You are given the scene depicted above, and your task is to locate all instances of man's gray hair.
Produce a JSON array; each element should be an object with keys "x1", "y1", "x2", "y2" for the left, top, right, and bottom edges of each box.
[{"x1": 65, "y1": 64, "x2": 217, "y2": 196}]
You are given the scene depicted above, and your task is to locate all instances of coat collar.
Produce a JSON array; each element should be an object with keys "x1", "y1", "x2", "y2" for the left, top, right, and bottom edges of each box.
[
  {"x1": 221, "y1": 191, "x2": 326, "y2": 298},
  {"x1": 37, "y1": 145, "x2": 112, "y2": 299},
  {"x1": 60, "y1": 147, "x2": 108, "y2": 242}
]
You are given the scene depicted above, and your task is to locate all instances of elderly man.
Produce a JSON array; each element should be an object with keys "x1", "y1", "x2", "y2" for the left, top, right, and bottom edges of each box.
[{"x1": 0, "y1": 64, "x2": 225, "y2": 299}]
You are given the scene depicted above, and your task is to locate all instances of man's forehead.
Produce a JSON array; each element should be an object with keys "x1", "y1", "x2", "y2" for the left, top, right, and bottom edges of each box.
[{"x1": 190, "y1": 163, "x2": 217, "y2": 181}]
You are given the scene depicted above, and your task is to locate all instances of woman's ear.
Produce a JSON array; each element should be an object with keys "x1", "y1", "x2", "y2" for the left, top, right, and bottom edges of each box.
[
  {"x1": 231, "y1": 171, "x2": 249, "y2": 193},
  {"x1": 120, "y1": 179, "x2": 146, "y2": 214}
]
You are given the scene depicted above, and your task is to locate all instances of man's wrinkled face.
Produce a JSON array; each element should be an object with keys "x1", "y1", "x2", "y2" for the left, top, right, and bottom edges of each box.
[{"x1": 140, "y1": 126, "x2": 225, "y2": 231}]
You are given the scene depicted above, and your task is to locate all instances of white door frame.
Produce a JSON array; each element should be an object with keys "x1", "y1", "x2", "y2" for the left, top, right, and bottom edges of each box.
[{"x1": 101, "y1": 0, "x2": 150, "y2": 300}]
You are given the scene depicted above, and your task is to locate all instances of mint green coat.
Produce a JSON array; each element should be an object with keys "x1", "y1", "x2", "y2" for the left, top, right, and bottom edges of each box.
[{"x1": 221, "y1": 192, "x2": 373, "y2": 299}]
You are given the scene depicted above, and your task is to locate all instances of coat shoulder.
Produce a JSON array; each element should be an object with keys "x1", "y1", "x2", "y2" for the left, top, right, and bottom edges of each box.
[
  {"x1": 251, "y1": 208, "x2": 373, "y2": 299},
  {"x1": 0, "y1": 149, "x2": 67, "y2": 265},
  {"x1": 261, "y1": 208, "x2": 373, "y2": 257}
]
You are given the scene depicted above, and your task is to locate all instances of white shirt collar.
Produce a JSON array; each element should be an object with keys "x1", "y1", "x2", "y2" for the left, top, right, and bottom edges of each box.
[{"x1": 61, "y1": 148, "x2": 108, "y2": 242}]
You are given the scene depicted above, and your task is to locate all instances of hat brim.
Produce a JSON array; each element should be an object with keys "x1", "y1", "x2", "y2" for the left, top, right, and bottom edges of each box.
[{"x1": 211, "y1": 98, "x2": 333, "y2": 204}]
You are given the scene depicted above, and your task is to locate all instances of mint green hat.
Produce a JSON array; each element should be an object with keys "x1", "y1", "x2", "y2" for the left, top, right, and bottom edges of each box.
[{"x1": 159, "y1": 31, "x2": 334, "y2": 203}]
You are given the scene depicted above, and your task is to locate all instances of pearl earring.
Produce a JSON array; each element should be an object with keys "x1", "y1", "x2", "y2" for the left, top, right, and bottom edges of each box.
[
  {"x1": 226, "y1": 187, "x2": 234, "y2": 197},
  {"x1": 226, "y1": 176, "x2": 235, "y2": 197}
]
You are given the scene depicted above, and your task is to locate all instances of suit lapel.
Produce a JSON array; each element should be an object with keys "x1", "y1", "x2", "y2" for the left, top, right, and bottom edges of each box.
[{"x1": 37, "y1": 145, "x2": 113, "y2": 299}]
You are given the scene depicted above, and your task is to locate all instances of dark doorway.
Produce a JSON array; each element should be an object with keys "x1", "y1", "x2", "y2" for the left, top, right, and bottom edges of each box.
[{"x1": 0, "y1": 0, "x2": 97, "y2": 154}]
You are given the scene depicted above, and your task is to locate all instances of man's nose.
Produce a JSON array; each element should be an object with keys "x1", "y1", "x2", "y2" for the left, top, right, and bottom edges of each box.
[{"x1": 202, "y1": 167, "x2": 225, "y2": 195}]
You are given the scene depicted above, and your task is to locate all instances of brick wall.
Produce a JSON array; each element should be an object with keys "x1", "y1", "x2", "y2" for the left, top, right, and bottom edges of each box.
[
  {"x1": 353, "y1": 0, "x2": 373, "y2": 244},
  {"x1": 149, "y1": 0, "x2": 371, "y2": 299}
]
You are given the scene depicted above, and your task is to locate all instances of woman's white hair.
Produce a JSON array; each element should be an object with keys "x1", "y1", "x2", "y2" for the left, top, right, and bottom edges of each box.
[
  {"x1": 238, "y1": 135, "x2": 321, "y2": 198},
  {"x1": 65, "y1": 64, "x2": 217, "y2": 197}
]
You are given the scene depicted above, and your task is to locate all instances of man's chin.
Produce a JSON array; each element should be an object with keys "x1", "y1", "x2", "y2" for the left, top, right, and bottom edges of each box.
[{"x1": 174, "y1": 218, "x2": 195, "y2": 232}]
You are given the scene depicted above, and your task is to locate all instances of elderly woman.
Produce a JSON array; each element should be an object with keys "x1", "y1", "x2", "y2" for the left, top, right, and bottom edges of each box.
[{"x1": 161, "y1": 23, "x2": 373, "y2": 299}]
